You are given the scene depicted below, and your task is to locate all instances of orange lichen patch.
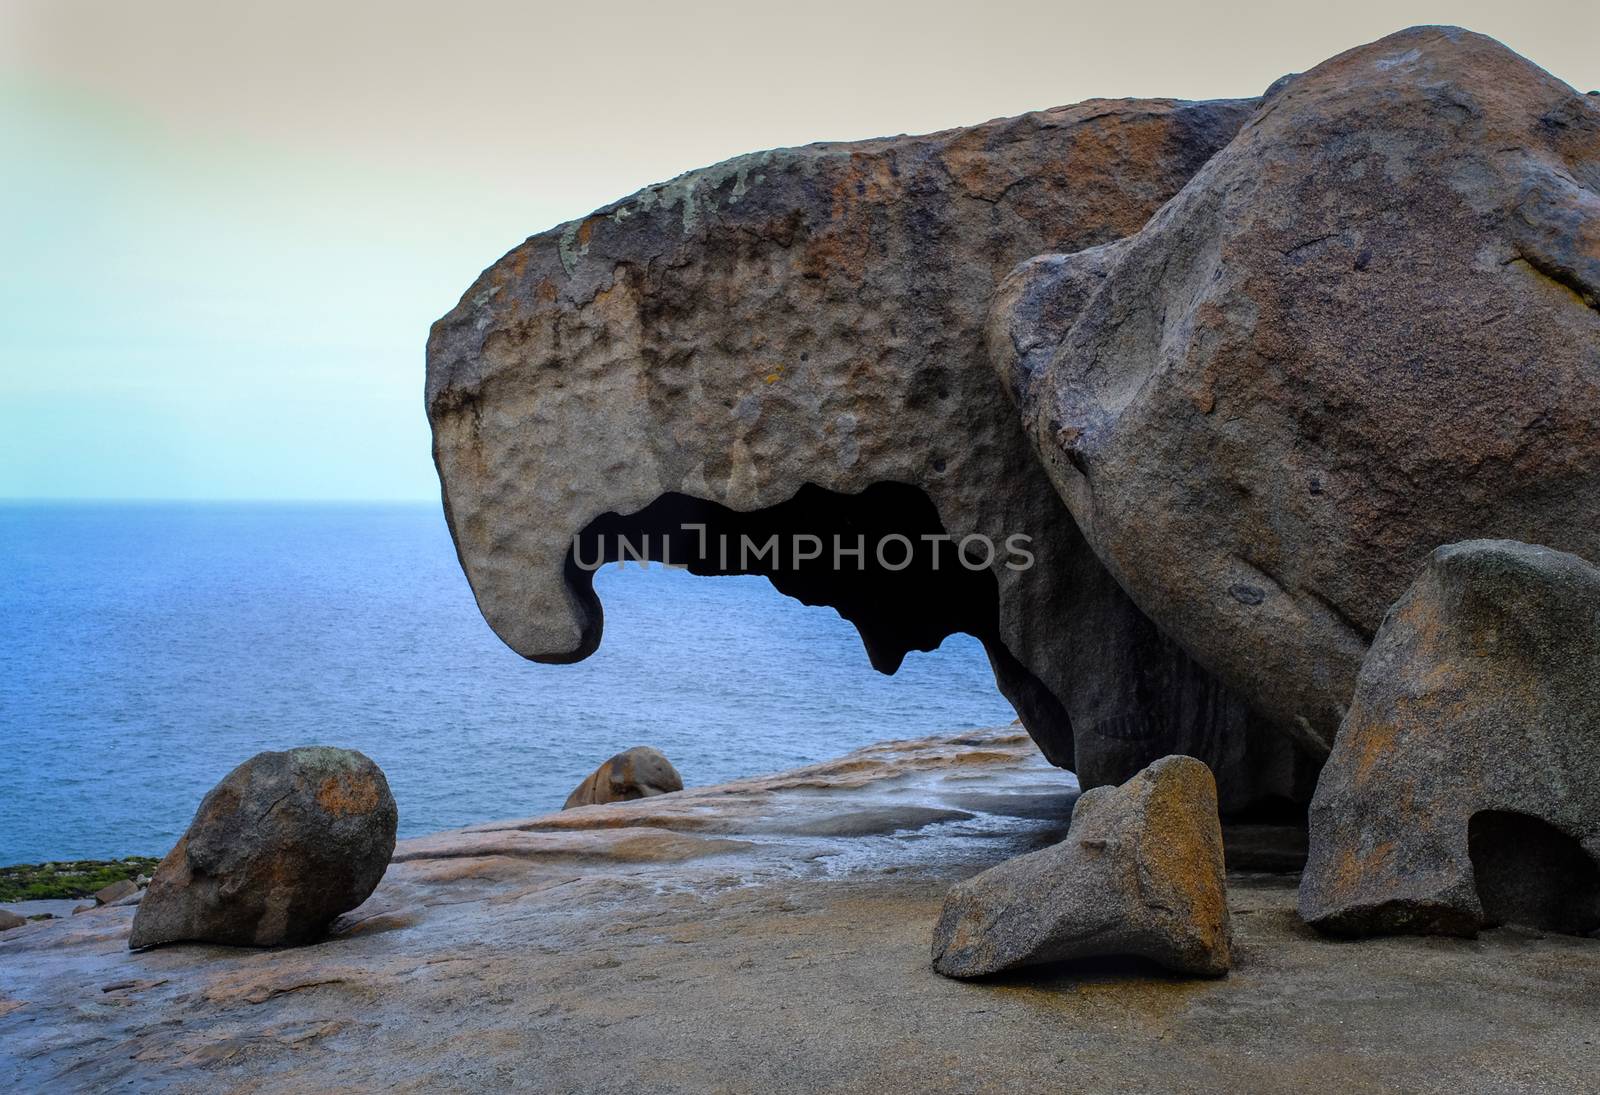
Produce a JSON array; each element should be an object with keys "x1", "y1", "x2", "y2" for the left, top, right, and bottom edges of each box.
[
  {"x1": 583, "y1": 277, "x2": 642, "y2": 334},
  {"x1": 797, "y1": 226, "x2": 867, "y2": 282},
  {"x1": 797, "y1": 152, "x2": 901, "y2": 282},
  {"x1": 1060, "y1": 111, "x2": 1164, "y2": 174},
  {"x1": 1418, "y1": 656, "x2": 1466, "y2": 696},
  {"x1": 534, "y1": 277, "x2": 558, "y2": 304},
  {"x1": 1138, "y1": 765, "x2": 1229, "y2": 956},
  {"x1": 576, "y1": 217, "x2": 597, "y2": 249},
  {"x1": 1352, "y1": 719, "x2": 1401, "y2": 784},
  {"x1": 938, "y1": 128, "x2": 1005, "y2": 199},
  {"x1": 1331, "y1": 839, "x2": 1397, "y2": 894},
  {"x1": 1394, "y1": 585, "x2": 1445, "y2": 649},
  {"x1": 316, "y1": 774, "x2": 382, "y2": 817}
]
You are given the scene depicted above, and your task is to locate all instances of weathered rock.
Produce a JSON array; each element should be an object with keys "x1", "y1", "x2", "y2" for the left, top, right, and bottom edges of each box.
[
  {"x1": 1057, "y1": 563, "x2": 1316, "y2": 811},
  {"x1": 563, "y1": 746, "x2": 684, "y2": 809},
  {"x1": 992, "y1": 26, "x2": 1600, "y2": 752},
  {"x1": 1300, "y1": 540, "x2": 1600, "y2": 936},
  {"x1": 93, "y1": 880, "x2": 138, "y2": 906},
  {"x1": 129, "y1": 748, "x2": 398, "y2": 949},
  {"x1": 426, "y1": 92, "x2": 1318, "y2": 810},
  {"x1": 0, "y1": 910, "x2": 24, "y2": 932},
  {"x1": 932, "y1": 755, "x2": 1230, "y2": 977},
  {"x1": 7, "y1": 726, "x2": 1600, "y2": 1091}
]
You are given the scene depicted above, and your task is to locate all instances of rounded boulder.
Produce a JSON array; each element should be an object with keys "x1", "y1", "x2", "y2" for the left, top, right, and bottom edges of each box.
[{"x1": 128, "y1": 747, "x2": 398, "y2": 949}]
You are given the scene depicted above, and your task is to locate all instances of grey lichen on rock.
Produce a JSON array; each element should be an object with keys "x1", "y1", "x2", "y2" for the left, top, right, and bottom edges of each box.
[
  {"x1": 931, "y1": 754, "x2": 1231, "y2": 978},
  {"x1": 426, "y1": 92, "x2": 1315, "y2": 810},
  {"x1": 563, "y1": 746, "x2": 684, "y2": 809},
  {"x1": 129, "y1": 747, "x2": 398, "y2": 949},
  {"x1": 990, "y1": 26, "x2": 1600, "y2": 754},
  {"x1": 1300, "y1": 540, "x2": 1600, "y2": 937}
]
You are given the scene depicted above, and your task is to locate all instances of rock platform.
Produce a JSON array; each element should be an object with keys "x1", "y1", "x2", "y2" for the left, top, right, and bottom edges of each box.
[{"x1": 2, "y1": 727, "x2": 1596, "y2": 1092}]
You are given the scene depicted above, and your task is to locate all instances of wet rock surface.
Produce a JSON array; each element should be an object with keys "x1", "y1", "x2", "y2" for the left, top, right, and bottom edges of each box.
[
  {"x1": 1300, "y1": 540, "x2": 1600, "y2": 937},
  {"x1": 3, "y1": 727, "x2": 1597, "y2": 1092},
  {"x1": 563, "y1": 746, "x2": 684, "y2": 809},
  {"x1": 424, "y1": 90, "x2": 1315, "y2": 811},
  {"x1": 932, "y1": 755, "x2": 1230, "y2": 978},
  {"x1": 992, "y1": 26, "x2": 1600, "y2": 751},
  {"x1": 129, "y1": 748, "x2": 399, "y2": 950}
]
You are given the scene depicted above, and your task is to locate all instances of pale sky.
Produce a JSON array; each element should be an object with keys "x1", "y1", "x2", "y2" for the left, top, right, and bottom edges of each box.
[{"x1": 2, "y1": 1, "x2": 1595, "y2": 500}]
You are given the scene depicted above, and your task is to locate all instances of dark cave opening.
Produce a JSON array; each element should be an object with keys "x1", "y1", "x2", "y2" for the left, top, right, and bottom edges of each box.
[
  {"x1": 564, "y1": 482, "x2": 1074, "y2": 765},
  {"x1": 1468, "y1": 809, "x2": 1600, "y2": 935}
]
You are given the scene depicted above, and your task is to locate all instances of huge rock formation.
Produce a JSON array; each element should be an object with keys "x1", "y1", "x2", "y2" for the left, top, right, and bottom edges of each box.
[
  {"x1": 932, "y1": 754, "x2": 1231, "y2": 978},
  {"x1": 130, "y1": 748, "x2": 398, "y2": 949},
  {"x1": 1300, "y1": 541, "x2": 1600, "y2": 937},
  {"x1": 426, "y1": 94, "x2": 1315, "y2": 809},
  {"x1": 991, "y1": 26, "x2": 1600, "y2": 751}
]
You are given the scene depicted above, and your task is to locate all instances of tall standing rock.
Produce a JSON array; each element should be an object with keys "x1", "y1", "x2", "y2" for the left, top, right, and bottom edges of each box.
[
  {"x1": 130, "y1": 748, "x2": 398, "y2": 949},
  {"x1": 426, "y1": 95, "x2": 1314, "y2": 809},
  {"x1": 1300, "y1": 541, "x2": 1600, "y2": 937},
  {"x1": 991, "y1": 26, "x2": 1600, "y2": 751},
  {"x1": 932, "y1": 754, "x2": 1231, "y2": 978}
]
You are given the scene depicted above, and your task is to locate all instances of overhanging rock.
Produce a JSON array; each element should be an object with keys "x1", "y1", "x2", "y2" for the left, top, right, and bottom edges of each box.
[{"x1": 426, "y1": 95, "x2": 1313, "y2": 808}]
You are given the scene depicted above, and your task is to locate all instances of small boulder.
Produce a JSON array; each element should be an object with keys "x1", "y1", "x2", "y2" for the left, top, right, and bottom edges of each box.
[
  {"x1": 1301, "y1": 541, "x2": 1600, "y2": 937},
  {"x1": 129, "y1": 747, "x2": 398, "y2": 949},
  {"x1": 0, "y1": 909, "x2": 24, "y2": 932},
  {"x1": 932, "y1": 755, "x2": 1231, "y2": 978},
  {"x1": 563, "y1": 747, "x2": 683, "y2": 809},
  {"x1": 94, "y1": 879, "x2": 138, "y2": 906}
]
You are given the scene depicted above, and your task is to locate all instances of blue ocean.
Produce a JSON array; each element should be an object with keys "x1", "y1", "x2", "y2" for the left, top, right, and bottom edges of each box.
[{"x1": 0, "y1": 503, "x2": 1019, "y2": 865}]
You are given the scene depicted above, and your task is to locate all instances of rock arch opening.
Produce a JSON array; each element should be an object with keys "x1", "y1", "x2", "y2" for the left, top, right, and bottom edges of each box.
[
  {"x1": 564, "y1": 483, "x2": 1070, "y2": 752},
  {"x1": 1468, "y1": 809, "x2": 1600, "y2": 934}
]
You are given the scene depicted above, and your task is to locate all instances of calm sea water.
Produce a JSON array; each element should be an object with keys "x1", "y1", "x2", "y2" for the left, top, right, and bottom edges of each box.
[{"x1": 0, "y1": 503, "x2": 1018, "y2": 864}]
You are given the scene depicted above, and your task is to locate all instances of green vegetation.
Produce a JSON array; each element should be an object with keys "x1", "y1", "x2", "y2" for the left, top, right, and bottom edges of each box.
[{"x1": 0, "y1": 857, "x2": 160, "y2": 902}]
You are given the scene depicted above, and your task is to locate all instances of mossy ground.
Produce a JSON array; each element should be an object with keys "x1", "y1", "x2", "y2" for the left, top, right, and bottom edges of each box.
[{"x1": 0, "y1": 857, "x2": 159, "y2": 902}]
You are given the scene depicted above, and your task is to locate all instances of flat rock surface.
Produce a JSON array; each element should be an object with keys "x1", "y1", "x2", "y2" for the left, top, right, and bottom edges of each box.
[
  {"x1": 3, "y1": 726, "x2": 1597, "y2": 1092},
  {"x1": 0, "y1": 900, "x2": 79, "y2": 920}
]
